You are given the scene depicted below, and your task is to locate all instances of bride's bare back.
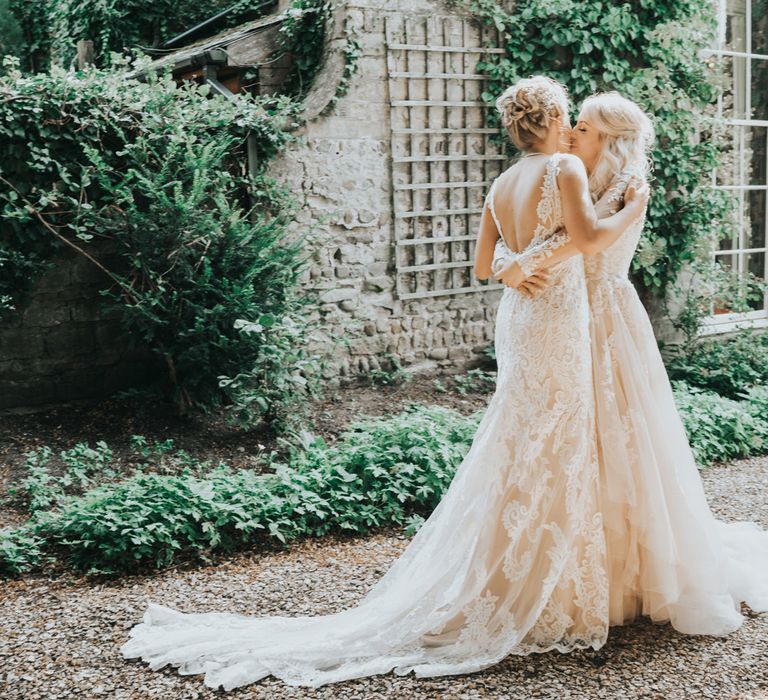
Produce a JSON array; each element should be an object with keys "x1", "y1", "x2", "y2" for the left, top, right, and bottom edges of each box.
[{"x1": 487, "y1": 155, "x2": 554, "y2": 254}]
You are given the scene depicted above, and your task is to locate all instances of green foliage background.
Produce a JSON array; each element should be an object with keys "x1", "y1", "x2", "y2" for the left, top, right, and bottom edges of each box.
[
  {"x1": 0, "y1": 54, "x2": 333, "y2": 422},
  {"x1": 456, "y1": 0, "x2": 766, "y2": 332},
  {"x1": 0, "y1": 0, "x2": 359, "y2": 423}
]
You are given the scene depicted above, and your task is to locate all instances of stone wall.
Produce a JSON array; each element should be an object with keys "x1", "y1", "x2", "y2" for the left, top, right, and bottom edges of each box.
[
  {"x1": 271, "y1": 0, "x2": 504, "y2": 380},
  {"x1": 0, "y1": 242, "x2": 161, "y2": 412}
]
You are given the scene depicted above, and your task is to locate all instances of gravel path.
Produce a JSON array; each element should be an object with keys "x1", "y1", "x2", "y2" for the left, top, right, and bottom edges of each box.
[{"x1": 1, "y1": 456, "x2": 767, "y2": 700}]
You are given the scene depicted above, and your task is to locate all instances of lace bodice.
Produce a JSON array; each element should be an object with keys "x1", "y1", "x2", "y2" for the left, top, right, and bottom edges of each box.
[
  {"x1": 492, "y1": 166, "x2": 647, "y2": 285},
  {"x1": 583, "y1": 168, "x2": 647, "y2": 283}
]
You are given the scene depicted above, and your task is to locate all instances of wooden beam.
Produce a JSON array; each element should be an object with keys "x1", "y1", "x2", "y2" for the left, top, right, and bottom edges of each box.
[{"x1": 76, "y1": 40, "x2": 94, "y2": 69}]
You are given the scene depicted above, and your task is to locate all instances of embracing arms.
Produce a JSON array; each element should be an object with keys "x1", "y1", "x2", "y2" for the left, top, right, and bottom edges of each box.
[
  {"x1": 494, "y1": 162, "x2": 649, "y2": 288},
  {"x1": 557, "y1": 154, "x2": 648, "y2": 256},
  {"x1": 474, "y1": 197, "x2": 502, "y2": 281}
]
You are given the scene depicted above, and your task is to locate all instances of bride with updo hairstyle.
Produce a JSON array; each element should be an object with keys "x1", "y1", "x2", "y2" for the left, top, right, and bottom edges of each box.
[
  {"x1": 491, "y1": 88, "x2": 768, "y2": 636},
  {"x1": 494, "y1": 75, "x2": 571, "y2": 151}
]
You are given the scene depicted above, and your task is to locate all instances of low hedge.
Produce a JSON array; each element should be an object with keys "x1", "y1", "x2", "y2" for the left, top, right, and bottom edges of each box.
[
  {"x1": 0, "y1": 403, "x2": 479, "y2": 577},
  {"x1": 3, "y1": 382, "x2": 767, "y2": 578}
]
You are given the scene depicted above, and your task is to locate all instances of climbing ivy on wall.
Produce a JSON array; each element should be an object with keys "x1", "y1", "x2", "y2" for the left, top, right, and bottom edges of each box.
[
  {"x1": 7, "y1": 0, "x2": 273, "y2": 71},
  {"x1": 458, "y1": 0, "x2": 765, "y2": 334},
  {"x1": 275, "y1": 0, "x2": 362, "y2": 104}
]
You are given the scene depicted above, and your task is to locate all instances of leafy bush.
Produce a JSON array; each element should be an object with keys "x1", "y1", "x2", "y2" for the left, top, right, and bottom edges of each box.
[
  {"x1": 0, "y1": 58, "x2": 335, "y2": 423},
  {"x1": 4, "y1": 442, "x2": 115, "y2": 514},
  {"x1": 666, "y1": 329, "x2": 768, "y2": 399},
  {"x1": 218, "y1": 314, "x2": 329, "y2": 432},
  {"x1": 0, "y1": 404, "x2": 482, "y2": 576},
  {"x1": 672, "y1": 380, "x2": 768, "y2": 465},
  {"x1": 1, "y1": 435, "x2": 211, "y2": 516},
  {"x1": 0, "y1": 527, "x2": 50, "y2": 575},
  {"x1": 739, "y1": 385, "x2": 768, "y2": 427}
]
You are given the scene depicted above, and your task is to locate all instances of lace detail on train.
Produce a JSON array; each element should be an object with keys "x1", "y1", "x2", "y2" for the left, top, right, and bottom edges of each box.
[{"x1": 120, "y1": 152, "x2": 610, "y2": 690}]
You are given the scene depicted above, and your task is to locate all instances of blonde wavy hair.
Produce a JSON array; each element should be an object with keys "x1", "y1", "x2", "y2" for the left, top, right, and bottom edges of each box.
[
  {"x1": 578, "y1": 92, "x2": 655, "y2": 199},
  {"x1": 495, "y1": 75, "x2": 570, "y2": 150}
]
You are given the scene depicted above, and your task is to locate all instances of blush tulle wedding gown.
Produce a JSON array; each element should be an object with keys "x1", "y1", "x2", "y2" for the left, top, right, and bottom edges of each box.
[{"x1": 120, "y1": 153, "x2": 768, "y2": 691}]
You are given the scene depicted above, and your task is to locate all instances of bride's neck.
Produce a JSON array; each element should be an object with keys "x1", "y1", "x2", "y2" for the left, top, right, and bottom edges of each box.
[{"x1": 527, "y1": 140, "x2": 559, "y2": 155}]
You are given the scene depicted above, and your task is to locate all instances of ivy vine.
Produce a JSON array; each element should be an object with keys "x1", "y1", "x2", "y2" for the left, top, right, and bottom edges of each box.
[{"x1": 457, "y1": 0, "x2": 766, "y2": 336}]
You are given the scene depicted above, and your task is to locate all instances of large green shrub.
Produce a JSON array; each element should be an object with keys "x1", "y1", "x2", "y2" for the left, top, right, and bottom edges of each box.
[{"x1": 0, "y1": 57, "x2": 331, "y2": 421}]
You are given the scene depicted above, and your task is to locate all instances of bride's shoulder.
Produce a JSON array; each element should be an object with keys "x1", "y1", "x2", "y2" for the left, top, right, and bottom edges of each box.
[
  {"x1": 557, "y1": 153, "x2": 586, "y2": 173},
  {"x1": 554, "y1": 153, "x2": 588, "y2": 184}
]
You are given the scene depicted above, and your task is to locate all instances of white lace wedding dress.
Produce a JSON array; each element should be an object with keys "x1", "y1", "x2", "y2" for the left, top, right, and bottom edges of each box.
[
  {"x1": 492, "y1": 164, "x2": 768, "y2": 634},
  {"x1": 121, "y1": 153, "x2": 611, "y2": 690}
]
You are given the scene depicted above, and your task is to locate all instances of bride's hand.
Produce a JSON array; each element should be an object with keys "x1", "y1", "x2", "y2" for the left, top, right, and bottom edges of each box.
[
  {"x1": 624, "y1": 178, "x2": 650, "y2": 213},
  {"x1": 493, "y1": 259, "x2": 528, "y2": 288},
  {"x1": 516, "y1": 271, "x2": 552, "y2": 298}
]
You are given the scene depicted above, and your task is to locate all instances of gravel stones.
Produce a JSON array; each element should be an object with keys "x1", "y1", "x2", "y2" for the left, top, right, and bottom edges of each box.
[{"x1": 1, "y1": 456, "x2": 767, "y2": 700}]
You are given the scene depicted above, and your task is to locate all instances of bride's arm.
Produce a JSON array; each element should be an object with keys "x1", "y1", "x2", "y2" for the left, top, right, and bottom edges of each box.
[
  {"x1": 558, "y1": 154, "x2": 648, "y2": 255},
  {"x1": 474, "y1": 196, "x2": 503, "y2": 281},
  {"x1": 494, "y1": 175, "x2": 648, "y2": 285}
]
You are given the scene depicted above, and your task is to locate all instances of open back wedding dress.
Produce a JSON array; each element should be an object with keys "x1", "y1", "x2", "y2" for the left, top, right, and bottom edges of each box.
[{"x1": 121, "y1": 153, "x2": 612, "y2": 690}]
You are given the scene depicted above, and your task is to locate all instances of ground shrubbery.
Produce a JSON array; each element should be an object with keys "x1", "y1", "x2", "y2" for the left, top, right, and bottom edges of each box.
[
  {"x1": 666, "y1": 329, "x2": 768, "y2": 399},
  {"x1": 672, "y1": 382, "x2": 768, "y2": 465},
  {"x1": 3, "y1": 356, "x2": 768, "y2": 579},
  {"x1": 0, "y1": 404, "x2": 480, "y2": 577},
  {"x1": 666, "y1": 329, "x2": 768, "y2": 463}
]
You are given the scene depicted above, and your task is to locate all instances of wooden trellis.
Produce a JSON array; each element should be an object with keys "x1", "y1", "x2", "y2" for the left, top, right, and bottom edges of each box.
[{"x1": 385, "y1": 14, "x2": 509, "y2": 300}]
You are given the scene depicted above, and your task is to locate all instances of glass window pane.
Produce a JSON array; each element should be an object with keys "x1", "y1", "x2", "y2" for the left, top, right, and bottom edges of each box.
[
  {"x1": 751, "y1": 59, "x2": 768, "y2": 120},
  {"x1": 713, "y1": 255, "x2": 736, "y2": 314},
  {"x1": 751, "y1": 0, "x2": 768, "y2": 55},
  {"x1": 715, "y1": 190, "x2": 741, "y2": 249},
  {"x1": 717, "y1": 126, "x2": 745, "y2": 185},
  {"x1": 747, "y1": 127, "x2": 767, "y2": 185},
  {"x1": 746, "y1": 189, "x2": 767, "y2": 248},
  {"x1": 744, "y1": 251, "x2": 766, "y2": 310}
]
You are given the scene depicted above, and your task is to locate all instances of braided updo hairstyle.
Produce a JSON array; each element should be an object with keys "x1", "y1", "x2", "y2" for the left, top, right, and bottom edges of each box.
[{"x1": 495, "y1": 75, "x2": 570, "y2": 150}]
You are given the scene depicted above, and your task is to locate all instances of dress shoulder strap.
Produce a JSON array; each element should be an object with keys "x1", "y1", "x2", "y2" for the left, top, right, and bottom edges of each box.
[
  {"x1": 602, "y1": 164, "x2": 646, "y2": 206},
  {"x1": 534, "y1": 152, "x2": 563, "y2": 230},
  {"x1": 485, "y1": 177, "x2": 504, "y2": 237}
]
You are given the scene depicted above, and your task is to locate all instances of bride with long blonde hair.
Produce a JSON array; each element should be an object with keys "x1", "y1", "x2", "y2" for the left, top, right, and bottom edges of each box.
[{"x1": 494, "y1": 89, "x2": 768, "y2": 631}]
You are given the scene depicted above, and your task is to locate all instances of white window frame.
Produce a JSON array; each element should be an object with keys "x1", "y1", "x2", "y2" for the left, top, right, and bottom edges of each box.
[{"x1": 699, "y1": 0, "x2": 768, "y2": 336}]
